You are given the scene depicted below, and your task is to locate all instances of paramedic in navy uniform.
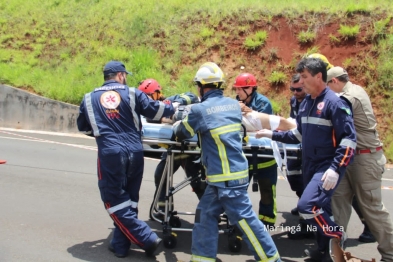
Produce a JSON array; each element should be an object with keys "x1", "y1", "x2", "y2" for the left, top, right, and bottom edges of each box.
[
  {"x1": 256, "y1": 57, "x2": 356, "y2": 261},
  {"x1": 77, "y1": 61, "x2": 175, "y2": 258}
]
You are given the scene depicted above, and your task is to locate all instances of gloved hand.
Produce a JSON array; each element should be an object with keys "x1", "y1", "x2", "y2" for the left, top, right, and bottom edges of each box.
[
  {"x1": 172, "y1": 102, "x2": 180, "y2": 110},
  {"x1": 321, "y1": 169, "x2": 339, "y2": 190},
  {"x1": 255, "y1": 129, "x2": 273, "y2": 139},
  {"x1": 172, "y1": 105, "x2": 192, "y2": 122}
]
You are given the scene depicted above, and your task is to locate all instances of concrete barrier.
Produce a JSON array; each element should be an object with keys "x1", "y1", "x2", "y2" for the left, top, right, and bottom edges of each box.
[{"x1": 0, "y1": 84, "x2": 79, "y2": 134}]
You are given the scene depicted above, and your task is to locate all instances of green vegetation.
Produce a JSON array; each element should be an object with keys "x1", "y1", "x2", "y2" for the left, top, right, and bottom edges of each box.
[
  {"x1": 338, "y1": 24, "x2": 360, "y2": 39},
  {"x1": 244, "y1": 31, "x2": 268, "y2": 50},
  {"x1": 268, "y1": 71, "x2": 287, "y2": 86},
  {"x1": 1, "y1": 0, "x2": 393, "y2": 161},
  {"x1": 297, "y1": 31, "x2": 316, "y2": 44}
]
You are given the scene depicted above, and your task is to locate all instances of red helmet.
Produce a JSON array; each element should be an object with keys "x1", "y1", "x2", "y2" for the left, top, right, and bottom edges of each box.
[
  {"x1": 138, "y1": 79, "x2": 161, "y2": 95},
  {"x1": 233, "y1": 73, "x2": 257, "y2": 88}
]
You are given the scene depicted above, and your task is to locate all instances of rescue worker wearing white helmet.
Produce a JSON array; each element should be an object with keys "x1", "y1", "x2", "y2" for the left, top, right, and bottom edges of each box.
[
  {"x1": 137, "y1": 79, "x2": 205, "y2": 220},
  {"x1": 232, "y1": 72, "x2": 278, "y2": 229},
  {"x1": 173, "y1": 62, "x2": 280, "y2": 262}
]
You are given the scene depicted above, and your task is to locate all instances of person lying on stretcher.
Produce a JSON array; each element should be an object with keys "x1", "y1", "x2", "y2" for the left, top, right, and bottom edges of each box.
[
  {"x1": 239, "y1": 102, "x2": 296, "y2": 131},
  {"x1": 138, "y1": 78, "x2": 295, "y2": 132}
]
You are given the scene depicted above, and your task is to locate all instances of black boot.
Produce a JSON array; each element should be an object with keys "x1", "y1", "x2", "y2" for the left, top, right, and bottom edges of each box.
[
  {"x1": 291, "y1": 207, "x2": 299, "y2": 216},
  {"x1": 304, "y1": 247, "x2": 332, "y2": 262},
  {"x1": 358, "y1": 224, "x2": 376, "y2": 243}
]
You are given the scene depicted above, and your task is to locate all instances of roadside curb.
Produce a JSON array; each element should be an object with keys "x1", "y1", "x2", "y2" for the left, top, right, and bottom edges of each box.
[{"x1": 386, "y1": 164, "x2": 393, "y2": 169}]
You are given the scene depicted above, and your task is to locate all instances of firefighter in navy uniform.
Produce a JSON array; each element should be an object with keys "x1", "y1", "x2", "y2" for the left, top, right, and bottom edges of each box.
[
  {"x1": 77, "y1": 61, "x2": 175, "y2": 258},
  {"x1": 232, "y1": 72, "x2": 278, "y2": 228},
  {"x1": 256, "y1": 57, "x2": 356, "y2": 262},
  {"x1": 137, "y1": 79, "x2": 205, "y2": 219},
  {"x1": 173, "y1": 62, "x2": 280, "y2": 262}
]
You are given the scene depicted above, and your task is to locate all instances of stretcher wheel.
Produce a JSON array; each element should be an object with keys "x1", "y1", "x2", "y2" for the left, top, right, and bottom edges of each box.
[
  {"x1": 163, "y1": 234, "x2": 177, "y2": 249},
  {"x1": 169, "y1": 216, "x2": 181, "y2": 228},
  {"x1": 228, "y1": 235, "x2": 242, "y2": 253}
]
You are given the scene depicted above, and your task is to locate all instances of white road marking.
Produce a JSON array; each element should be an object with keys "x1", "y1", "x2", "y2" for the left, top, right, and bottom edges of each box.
[{"x1": 1, "y1": 129, "x2": 392, "y2": 190}]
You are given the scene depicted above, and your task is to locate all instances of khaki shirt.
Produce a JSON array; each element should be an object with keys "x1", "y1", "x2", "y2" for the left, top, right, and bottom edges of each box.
[{"x1": 341, "y1": 81, "x2": 382, "y2": 149}]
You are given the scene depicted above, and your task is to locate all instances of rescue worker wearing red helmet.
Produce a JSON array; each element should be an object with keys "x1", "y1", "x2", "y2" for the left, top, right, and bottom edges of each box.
[
  {"x1": 138, "y1": 78, "x2": 167, "y2": 102},
  {"x1": 233, "y1": 72, "x2": 278, "y2": 229},
  {"x1": 138, "y1": 79, "x2": 205, "y2": 220}
]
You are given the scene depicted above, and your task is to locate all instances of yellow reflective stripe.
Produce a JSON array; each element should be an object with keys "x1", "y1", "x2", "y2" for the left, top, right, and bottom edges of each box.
[
  {"x1": 179, "y1": 94, "x2": 192, "y2": 104},
  {"x1": 182, "y1": 115, "x2": 195, "y2": 137},
  {"x1": 190, "y1": 255, "x2": 215, "y2": 261},
  {"x1": 259, "y1": 215, "x2": 276, "y2": 224},
  {"x1": 210, "y1": 123, "x2": 242, "y2": 175},
  {"x1": 259, "y1": 185, "x2": 276, "y2": 224},
  {"x1": 239, "y1": 219, "x2": 267, "y2": 260},
  {"x1": 206, "y1": 169, "x2": 248, "y2": 183},
  {"x1": 273, "y1": 184, "x2": 276, "y2": 218},
  {"x1": 210, "y1": 123, "x2": 241, "y2": 136},
  {"x1": 257, "y1": 252, "x2": 280, "y2": 262},
  {"x1": 249, "y1": 159, "x2": 276, "y2": 170}
]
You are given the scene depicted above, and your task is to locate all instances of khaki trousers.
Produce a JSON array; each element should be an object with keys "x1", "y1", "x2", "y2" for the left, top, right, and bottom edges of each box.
[{"x1": 332, "y1": 150, "x2": 393, "y2": 261}]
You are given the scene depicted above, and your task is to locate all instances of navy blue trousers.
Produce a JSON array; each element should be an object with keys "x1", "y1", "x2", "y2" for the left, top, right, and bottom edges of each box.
[{"x1": 98, "y1": 147, "x2": 158, "y2": 255}]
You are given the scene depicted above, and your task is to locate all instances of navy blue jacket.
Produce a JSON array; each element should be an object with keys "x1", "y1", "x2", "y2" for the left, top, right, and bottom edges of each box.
[
  {"x1": 289, "y1": 96, "x2": 301, "y2": 118},
  {"x1": 273, "y1": 88, "x2": 356, "y2": 174},
  {"x1": 77, "y1": 80, "x2": 174, "y2": 151}
]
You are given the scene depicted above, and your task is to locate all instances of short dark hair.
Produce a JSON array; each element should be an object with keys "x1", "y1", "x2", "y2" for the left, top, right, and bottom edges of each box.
[
  {"x1": 195, "y1": 81, "x2": 223, "y2": 89},
  {"x1": 296, "y1": 58, "x2": 327, "y2": 83},
  {"x1": 291, "y1": 73, "x2": 300, "y2": 84},
  {"x1": 104, "y1": 73, "x2": 117, "y2": 81}
]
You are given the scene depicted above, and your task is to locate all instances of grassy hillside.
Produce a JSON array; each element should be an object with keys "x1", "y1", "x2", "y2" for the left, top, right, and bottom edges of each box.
[{"x1": 1, "y1": 0, "x2": 392, "y2": 161}]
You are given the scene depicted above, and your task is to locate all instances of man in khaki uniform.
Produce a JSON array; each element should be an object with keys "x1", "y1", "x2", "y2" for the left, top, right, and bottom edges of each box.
[{"x1": 328, "y1": 66, "x2": 393, "y2": 261}]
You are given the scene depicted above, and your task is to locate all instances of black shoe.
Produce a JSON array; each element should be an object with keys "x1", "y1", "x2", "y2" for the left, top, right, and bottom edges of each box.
[
  {"x1": 291, "y1": 207, "x2": 299, "y2": 216},
  {"x1": 287, "y1": 227, "x2": 314, "y2": 240},
  {"x1": 145, "y1": 237, "x2": 162, "y2": 257},
  {"x1": 108, "y1": 244, "x2": 128, "y2": 258},
  {"x1": 305, "y1": 248, "x2": 332, "y2": 262},
  {"x1": 358, "y1": 228, "x2": 376, "y2": 243},
  {"x1": 304, "y1": 248, "x2": 325, "y2": 261}
]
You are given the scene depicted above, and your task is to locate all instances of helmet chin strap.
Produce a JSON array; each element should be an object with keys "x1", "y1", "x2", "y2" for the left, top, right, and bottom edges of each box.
[
  {"x1": 199, "y1": 82, "x2": 222, "y2": 99},
  {"x1": 240, "y1": 88, "x2": 255, "y2": 103},
  {"x1": 200, "y1": 87, "x2": 205, "y2": 98}
]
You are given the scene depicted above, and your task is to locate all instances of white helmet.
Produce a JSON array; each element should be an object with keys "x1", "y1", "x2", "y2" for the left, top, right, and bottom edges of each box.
[{"x1": 194, "y1": 62, "x2": 225, "y2": 86}]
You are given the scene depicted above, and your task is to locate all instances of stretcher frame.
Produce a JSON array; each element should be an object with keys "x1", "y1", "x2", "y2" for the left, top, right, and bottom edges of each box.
[{"x1": 143, "y1": 135, "x2": 301, "y2": 250}]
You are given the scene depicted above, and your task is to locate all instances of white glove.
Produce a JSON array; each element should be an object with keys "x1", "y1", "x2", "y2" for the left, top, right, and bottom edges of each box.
[
  {"x1": 173, "y1": 105, "x2": 191, "y2": 122},
  {"x1": 172, "y1": 102, "x2": 180, "y2": 111},
  {"x1": 255, "y1": 129, "x2": 273, "y2": 139},
  {"x1": 321, "y1": 169, "x2": 339, "y2": 190}
]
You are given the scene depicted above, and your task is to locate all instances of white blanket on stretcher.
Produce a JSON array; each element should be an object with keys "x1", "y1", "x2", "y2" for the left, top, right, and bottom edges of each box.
[{"x1": 242, "y1": 112, "x2": 292, "y2": 178}]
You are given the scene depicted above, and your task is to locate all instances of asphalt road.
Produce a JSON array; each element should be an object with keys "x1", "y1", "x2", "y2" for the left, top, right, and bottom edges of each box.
[{"x1": 1, "y1": 128, "x2": 392, "y2": 262}]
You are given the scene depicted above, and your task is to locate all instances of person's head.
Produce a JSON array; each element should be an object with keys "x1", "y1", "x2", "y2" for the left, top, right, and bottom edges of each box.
[
  {"x1": 327, "y1": 66, "x2": 350, "y2": 93},
  {"x1": 232, "y1": 73, "x2": 257, "y2": 103},
  {"x1": 296, "y1": 57, "x2": 328, "y2": 98},
  {"x1": 307, "y1": 53, "x2": 334, "y2": 71},
  {"x1": 290, "y1": 73, "x2": 306, "y2": 101},
  {"x1": 103, "y1": 61, "x2": 132, "y2": 85},
  {"x1": 193, "y1": 62, "x2": 225, "y2": 97},
  {"x1": 138, "y1": 78, "x2": 164, "y2": 101}
]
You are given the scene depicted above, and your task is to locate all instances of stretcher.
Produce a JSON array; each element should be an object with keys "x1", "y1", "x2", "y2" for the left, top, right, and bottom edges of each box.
[{"x1": 142, "y1": 119, "x2": 301, "y2": 250}]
